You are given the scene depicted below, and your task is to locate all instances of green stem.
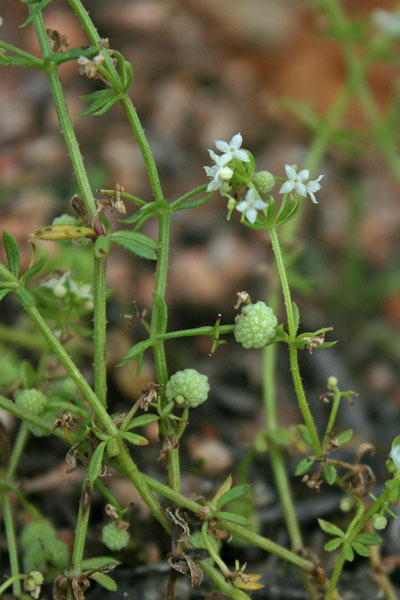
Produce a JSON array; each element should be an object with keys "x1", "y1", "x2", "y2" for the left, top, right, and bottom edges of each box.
[
  {"x1": 93, "y1": 256, "x2": 107, "y2": 407},
  {"x1": 71, "y1": 478, "x2": 91, "y2": 577},
  {"x1": 324, "y1": 488, "x2": 392, "y2": 600},
  {"x1": 30, "y1": 9, "x2": 96, "y2": 218},
  {"x1": 269, "y1": 228, "x2": 322, "y2": 456},
  {"x1": 140, "y1": 473, "x2": 315, "y2": 572},
  {"x1": 0, "y1": 321, "x2": 44, "y2": 350},
  {"x1": 201, "y1": 522, "x2": 230, "y2": 575},
  {"x1": 263, "y1": 289, "x2": 303, "y2": 552},
  {"x1": 1, "y1": 423, "x2": 29, "y2": 597},
  {"x1": 156, "y1": 324, "x2": 234, "y2": 342},
  {"x1": 0, "y1": 574, "x2": 26, "y2": 597},
  {"x1": 95, "y1": 480, "x2": 123, "y2": 514}
]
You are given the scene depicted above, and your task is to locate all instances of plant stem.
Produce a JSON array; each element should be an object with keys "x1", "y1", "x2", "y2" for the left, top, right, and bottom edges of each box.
[
  {"x1": 93, "y1": 256, "x2": 107, "y2": 407},
  {"x1": 263, "y1": 289, "x2": 303, "y2": 552},
  {"x1": 140, "y1": 473, "x2": 315, "y2": 572},
  {"x1": 269, "y1": 228, "x2": 322, "y2": 456},
  {"x1": 0, "y1": 574, "x2": 26, "y2": 597},
  {"x1": 156, "y1": 324, "x2": 234, "y2": 342},
  {"x1": 322, "y1": 385, "x2": 341, "y2": 448},
  {"x1": 324, "y1": 488, "x2": 392, "y2": 600},
  {"x1": 0, "y1": 322, "x2": 44, "y2": 350},
  {"x1": 30, "y1": 10, "x2": 96, "y2": 219},
  {"x1": 1, "y1": 423, "x2": 29, "y2": 597},
  {"x1": 198, "y1": 560, "x2": 252, "y2": 600},
  {"x1": 71, "y1": 478, "x2": 91, "y2": 577}
]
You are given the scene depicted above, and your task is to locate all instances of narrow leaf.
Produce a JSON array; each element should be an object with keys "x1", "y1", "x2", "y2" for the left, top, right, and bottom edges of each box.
[
  {"x1": 3, "y1": 231, "x2": 20, "y2": 276},
  {"x1": 21, "y1": 253, "x2": 47, "y2": 282},
  {"x1": 292, "y1": 301, "x2": 300, "y2": 334},
  {"x1": 295, "y1": 457, "x2": 313, "y2": 476},
  {"x1": 120, "y1": 339, "x2": 153, "y2": 366},
  {"x1": 322, "y1": 464, "x2": 337, "y2": 485},
  {"x1": 343, "y1": 543, "x2": 354, "y2": 562},
  {"x1": 217, "y1": 484, "x2": 250, "y2": 509},
  {"x1": 355, "y1": 533, "x2": 382, "y2": 546},
  {"x1": 152, "y1": 291, "x2": 168, "y2": 333},
  {"x1": 125, "y1": 414, "x2": 159, "y2": 430},
  {"x1": 122, "y1": 432, "x2": 149, "y2": 446},
  {"x1": 111, "y1": 230, "x2": 157, "y2": 260},
  {"x1": 31, "y1": 225, "x2": 96, "y2": 240},
  {"x1": 20, "y1": 0, "x2": 54, "y2": 27},
  {"x1": 89, "y1": 572, "x2": 117, "y2": 591},
  {"x1": 87, "y1": 442, "x2": 106, "y2": 486},
  {"x1": 324, "y1": 537, "x2": 343, "y2": 552},
  {"x1": 173, "y1": 193, "x2": 213, "y2": 212},
  {"x1": 318, "y1": 519, "x2": 345, "y2": 537},
  {"x1": 81, "y1": 556, "x2": 120, "y2": 571},
  {"x1": 297, "y1": 424, "x2": 313, "y2": 448},
  {"x1": 0, "y1": 288, "x2": 12, "y2": 302},
  {"x1": 15, "y1": 287, "x2": 35, "y2": 306},
  {"x1": 217, "y1": 511, "x2": 250, "y2": 526},
  {"x1": 336, "y1": 429, "x2": 353, "y2": 447},
  {"x1": 121, "y1": 200, "x2": 164, "y2": 224},
  {"x1": 211, "y1": 475, "x2": 232, "y2": 505},
  {"x1": 352, "y1": 542, "x2": 370, "y2": 557}
]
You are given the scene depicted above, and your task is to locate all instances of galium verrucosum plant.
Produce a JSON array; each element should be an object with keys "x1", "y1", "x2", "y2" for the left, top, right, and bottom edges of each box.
[{"x1": 1, "y1": 2, "x2": 400, "y2": 600}]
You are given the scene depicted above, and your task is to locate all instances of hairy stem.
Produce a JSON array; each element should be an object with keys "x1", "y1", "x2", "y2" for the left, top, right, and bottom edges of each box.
[{"x1": 93, "y1": 256, "x2": 107, "y2": 407}]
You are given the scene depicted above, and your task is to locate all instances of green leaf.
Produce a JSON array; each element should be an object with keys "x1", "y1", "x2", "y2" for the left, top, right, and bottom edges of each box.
[
  {"x1": 0, "y1": 288, "x2": 12, "y2": 302},
  {"x1": 318, "y1": 519, "x2": 344, "y2": 537},
  {"x1": 78, "y1": 89, "x2": 117, "y2": 117},
  {"x1": 267, "y1": 427, "x2": 291, "y2": 447},
  {"x1": 111, "y1": 230, "x2": 157, "y2": 260},
  {"x1": 3, "y1": 231, "x2": 20, "y2": 276},
  {"x1": 217, "y1": 511, "x2": 250, "y2": 526},
  {"x1": 89, "y1": 572, "x2": 117, "y2": 591},
  {"x1": 275, "y1": 196, "x2": 300, "y2": 226},
  {"x1": 217, "y1": 485, "x2": 250, "y2": 509},
  {"x1": 152, "y1": 291, "x2": 168, "y2": 333},
  {"x1": 322, "y1": 464, "x2": 337, "y2": 485},
  {"x1": 336, "y1": 429, "x2": 353, "y2": 447},
  {"x1": 21, "y1": 253, "x2": 47, "y2": 282},
  {"x1": 265, "y1": 196, "x2": 276, "y2": 227},
  {"x1": 121, "y1": 200, "x2": 165, "y2": 225},
  {"x1": 352, "y1": 542, "x2": 370, "y2": 557},
  {"x1": 355, "y1": 533, "x2": 382, "y2": 546},
  {"x1": 125, "y1": 414, "x2": 159, "y2": 431},
  {"x1": 212, "y1": 475, "x2": 232, "y2": 505},
  {"x1": 122, "y1": 432, "x2": 149, "y2": 446},
  {"x1": 87, "y1": 442, "x2": 106, "y2": 486},
  {"x1": 20, "y1": 0, "x2": 54, "y2": 27},
  {"x1": 292, "y1": 301, "x2": 300, "y2": 334},
  {"x1": 343, "y1": 542, "x2": 354, "y2": 562},
  {"x1": 295, "y1": 457, "x2": 313, "y2": 476},
  {"x1": 297, "y1": 424, "x2": 313, "y2": 448},
  {"x1": 173, "y1": 194, "x2": 213, "y2": 212},
  {"x1": 120, "y1": 339, "x2": 153, "y2": 366},
  {"x1": 324, "y1": 537, "x2": 343, "y2": 552},
  {"x1": 81, "y1": 556, "x2": 120, "y2": 571}
]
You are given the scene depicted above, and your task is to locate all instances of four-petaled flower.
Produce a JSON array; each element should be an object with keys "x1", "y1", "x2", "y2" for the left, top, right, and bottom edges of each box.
[
  {"x1": 214, "y1": 133, "x2": 250, "y2": 163},
  {"x1": 236, "y1": 188, "x2": 267, "y2": 224},
  {"x1": 280, "y1": 164, "x2": 324, "y2": 204},
  {"x1": 204, "y1": 150, "x2": 234, "y2": 192}
]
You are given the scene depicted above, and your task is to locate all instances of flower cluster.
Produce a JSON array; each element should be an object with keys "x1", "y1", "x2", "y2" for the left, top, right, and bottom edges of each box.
[
  {"x1": 41, "y1": 271, "x2": 93, "y2": 302},
  {"x1": 204, "y1": 133, "x2": 249, "y2": 193},
  {"x1": 279, "y1": 164, "x2": 324, "y2": 204}
]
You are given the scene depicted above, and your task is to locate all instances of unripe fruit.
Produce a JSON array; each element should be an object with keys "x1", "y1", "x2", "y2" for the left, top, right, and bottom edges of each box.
[
  {"x1": 373, "y1": 515, "x2": 387, "y2": 530},
  {"x1": 234, "y1": 301, "x2": 277, "y2": 349},
  {"x1": 15, "y1": 389, "x2": 47, "y2": 415},
  {"x1": 102, "y1": 523, "x2": 130, "y2": 551},
  {"x1": 165, "y1": 369, "x2": 210, "y2": 408},
  {"x1": 251, "y1": 170, "x2": 275, "y2": 194},
  {"x1": 20, "y1": 520, "x2": 55, "y2": 548},
  {"x1": 44, "y1": 537, "x2": 70, "y2": 568}
]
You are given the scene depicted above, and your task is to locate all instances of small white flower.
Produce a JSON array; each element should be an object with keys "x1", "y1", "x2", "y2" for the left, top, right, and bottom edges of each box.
[
  {"x1": 204, "y1": 151, "x2": 233, "y2": 192},
  {"x1": 390, "y1": 444, "x2": 400, "y2": 470},
  {"x1": 236, "y1": 188, "x2": 267, "y2": 224},
  {"x1": 41, "y1": 272, "x2": 70, "y2": 298},
  {"x1": 306, "y1": 174, "x2": 324, "y2": 204},
  {"x1": 371, "y1": 10, "x2": 400, "y2": 37},
  {"x1": 214, "y1": 133, "x2": 250, "y2": 163},
  {"x1": 279, "y1": 164, "x2": 309, "y2": 197},
  {"x1": 69, "y1": 279, "x2": 93, "y2": 300}
]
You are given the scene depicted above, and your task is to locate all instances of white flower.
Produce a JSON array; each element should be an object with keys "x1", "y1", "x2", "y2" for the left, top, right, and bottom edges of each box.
[
  {"x1": 280, "y1": 164, "x2": 324, "y2": 203},
  {"x1": 214, "y1": 133, "x2": 250, "y2": 163},
  {"x1": 204, "y1": 150, "x2": 233, "y2": 192},
  {"x1": 371, "y1": 10, "x2": 400, "y2": 37},
  {"x1": 236, "y1": 188, "x2": 267, "y2": 224},
  {"x1": 279, "y1": 164, "x2": 309, "y2": 197},
  {"x1": 69, "y1": 279, "x2": 93, "y2": 300},
  {"x1": 390, "y1": 444, "x2": 400, "y2": 470},
  {"x1": 41, "y1": 271, "x2": 70, "y2": 298},
  {"x1": 306, "y1": 174, "x2": 324, "y2": 204}
]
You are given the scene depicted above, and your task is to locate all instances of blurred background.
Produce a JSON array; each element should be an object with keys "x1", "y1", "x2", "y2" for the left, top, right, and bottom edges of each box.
[{"x1": 1, "y1": 0, "x2": 400, "y2": 597}]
